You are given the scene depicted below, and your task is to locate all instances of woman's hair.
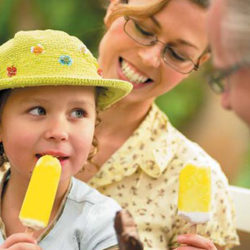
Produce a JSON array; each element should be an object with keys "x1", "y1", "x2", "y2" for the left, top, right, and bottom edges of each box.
[
  {"x1": 221, "y1": 0, "x2": 250, "y2": 61},
  {"x1": 106, "y1": 0, "x2": 210, "y2": 27}
]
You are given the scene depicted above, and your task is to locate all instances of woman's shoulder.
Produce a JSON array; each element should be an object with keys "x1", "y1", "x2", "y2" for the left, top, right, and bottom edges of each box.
[{"x1": 166, "y1": 124, "x2": 229, "y2": 184}]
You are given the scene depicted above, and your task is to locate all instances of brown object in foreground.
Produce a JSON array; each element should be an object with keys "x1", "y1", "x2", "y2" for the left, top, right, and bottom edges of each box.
[{"x1": 114, "y1": 209, "x2": 144, "y2": 250}]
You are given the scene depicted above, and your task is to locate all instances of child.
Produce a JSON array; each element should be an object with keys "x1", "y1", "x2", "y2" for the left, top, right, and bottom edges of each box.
[{"x1": 0, "y1": 29, "x2": 132, "y2": 250}]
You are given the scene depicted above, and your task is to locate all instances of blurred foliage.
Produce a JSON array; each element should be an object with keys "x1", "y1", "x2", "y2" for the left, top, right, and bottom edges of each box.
[
  {"x1": 234, "y1": 146, "x2": 250, "y2": 188},
  {"x1": 0, "y1": 0, "x2": 105, "y2": 55},
  {"x1": 155, "y1": 72, "x2": 205, "y2": 128}
]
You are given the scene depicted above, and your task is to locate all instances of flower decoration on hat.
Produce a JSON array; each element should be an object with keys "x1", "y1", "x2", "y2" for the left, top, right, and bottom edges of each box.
[
  {"x1": 31, "y1": 44, "x2": 44, "y2": 54},
  {"x1": 97, "y1": 68, "x2": 103, "y2": 77},
  {"x1": 59, "y1": 55, "x2": 73, "y2": 66},
  {"x1": 7, "y1": 66, "x2": 17, "y2": 77}
]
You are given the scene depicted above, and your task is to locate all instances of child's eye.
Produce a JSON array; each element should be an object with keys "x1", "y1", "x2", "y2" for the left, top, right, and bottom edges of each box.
[
  {"x1": 29, "y1": 106, "x2": 46, "y2": 116},
  {"x1": 71, "y1": 109, "x2": 87, "y2": 118}
]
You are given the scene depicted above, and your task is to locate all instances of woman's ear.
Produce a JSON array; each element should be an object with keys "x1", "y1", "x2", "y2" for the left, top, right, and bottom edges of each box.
[
  {"x1": 199, "y1": 52, "x2": 211, "y2": 66},
  {"x1": 104, "y1": 0, "x2": 120, "y2": 27}
]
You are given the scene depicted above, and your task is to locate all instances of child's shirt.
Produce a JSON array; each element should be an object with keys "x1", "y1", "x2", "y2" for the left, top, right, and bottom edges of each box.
[
  {"x1": 0, "y1": 167, "x2": 120, "y2": 250},
  {"x1": 88, "y1": 103, "x2": 240, "y2": 250}
]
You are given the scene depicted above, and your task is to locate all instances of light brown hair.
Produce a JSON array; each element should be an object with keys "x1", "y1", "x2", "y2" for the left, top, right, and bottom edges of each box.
[{"x1": 106, "y1": 0, "x2": 210, "y2": 27}]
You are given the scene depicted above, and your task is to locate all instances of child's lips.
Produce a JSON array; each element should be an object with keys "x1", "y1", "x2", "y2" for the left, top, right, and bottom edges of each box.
[{"x1": 35, "y1": 153, "x2": 69, "y2": 163}]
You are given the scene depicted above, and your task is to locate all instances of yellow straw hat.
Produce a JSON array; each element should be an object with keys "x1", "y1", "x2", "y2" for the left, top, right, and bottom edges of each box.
[{"x1": 0, "y1": 30, "x2": 132, "y2": 110}]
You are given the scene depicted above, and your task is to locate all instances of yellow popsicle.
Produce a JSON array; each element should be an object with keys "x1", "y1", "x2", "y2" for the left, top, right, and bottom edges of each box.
[
  {"x1": 178, "y1": 163, "x2": 211, "y2": 223},
  {"x1": 19, "y1": 155, "x2": 61, "y2": 230}
]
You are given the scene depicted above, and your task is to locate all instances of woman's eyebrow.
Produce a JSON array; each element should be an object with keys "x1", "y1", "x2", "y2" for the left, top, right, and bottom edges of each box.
[
  {"x1": 150, "y1": 16, "x2": 161, "y2": 31},
  {"x1": 175, "y1": 39, "x2": 199, "y2": 50},
  {"x1": 150, "y1": 17, "x2": 199, "y2": 50}
]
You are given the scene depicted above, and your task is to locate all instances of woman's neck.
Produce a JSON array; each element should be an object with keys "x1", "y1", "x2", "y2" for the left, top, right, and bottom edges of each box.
[{"x1": 97, "y1": 99, "x2": 153, "y2": 138}]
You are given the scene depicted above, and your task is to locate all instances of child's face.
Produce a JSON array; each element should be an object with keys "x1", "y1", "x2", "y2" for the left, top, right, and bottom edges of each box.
[{"x1": 0, "y1": 86, "x2": 96, "y2": 182}]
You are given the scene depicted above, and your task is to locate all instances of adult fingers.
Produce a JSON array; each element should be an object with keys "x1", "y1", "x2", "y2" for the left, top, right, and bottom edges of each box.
[
  {"x1": 177, "y1": 234, "x2": 217, "y2": 250},
  {"x1": 174, "y1": 247, "x2": 205, "y2": 250}
]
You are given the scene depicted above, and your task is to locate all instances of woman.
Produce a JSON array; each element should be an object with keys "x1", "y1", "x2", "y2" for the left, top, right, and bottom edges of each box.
[{"x1": 76, "y1": 0, "x2": 239, "y2": 249}]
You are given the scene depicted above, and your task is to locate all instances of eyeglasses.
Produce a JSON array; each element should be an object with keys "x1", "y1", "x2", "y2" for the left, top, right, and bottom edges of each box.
[
  {"x1": 123, "y1": 16, "x2": 203, "y2": 74},
  {"x1": 207, "y1": 62, "x2": 248, "y2": 94}
]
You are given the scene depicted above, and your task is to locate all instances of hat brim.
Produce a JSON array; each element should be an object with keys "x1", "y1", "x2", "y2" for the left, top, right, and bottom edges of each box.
[{"x1": 0, "y1": 76, "x2": 133, "y2": 110}]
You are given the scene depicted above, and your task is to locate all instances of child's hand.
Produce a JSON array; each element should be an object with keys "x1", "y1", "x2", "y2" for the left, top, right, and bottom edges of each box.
[
  {"x1": 174, "y1": 234, "x2": 217, "y2": 250},
  {"x1": 0, "y1": 233, "x2": 41, "y2": 250}
]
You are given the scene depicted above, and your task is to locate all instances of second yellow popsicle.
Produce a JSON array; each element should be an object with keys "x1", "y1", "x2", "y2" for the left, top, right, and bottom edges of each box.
[{"x1": 178, "y1": 163, "x2": 212, "y2": 223}]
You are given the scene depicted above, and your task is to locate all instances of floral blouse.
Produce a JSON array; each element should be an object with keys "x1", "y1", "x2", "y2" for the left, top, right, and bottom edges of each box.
[{"x1": 88, "y1": 103, "x2": 239, "y2": 250}]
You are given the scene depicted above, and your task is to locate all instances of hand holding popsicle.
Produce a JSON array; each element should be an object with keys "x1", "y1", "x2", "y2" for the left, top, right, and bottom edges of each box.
[
  {"x1": 19, "y1": 155, "x2": 62, "y2": 232},
  {"x1": 176, "y1": 163, "x2": 214, "y2": 249}
]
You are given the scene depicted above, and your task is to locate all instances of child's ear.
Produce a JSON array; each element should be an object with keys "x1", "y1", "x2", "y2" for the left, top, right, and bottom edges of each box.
[
  {"x1": 104, "y1": 0, "x2": 120, "y2": 27},
  {"x1": 199, "y1": 52, "x2": 211, "y2": 66}
]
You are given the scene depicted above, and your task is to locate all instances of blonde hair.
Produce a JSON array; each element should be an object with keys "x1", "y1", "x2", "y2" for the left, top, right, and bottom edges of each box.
[{"x1": 106, "y1": 0, "x2": 210, "y2": 27}]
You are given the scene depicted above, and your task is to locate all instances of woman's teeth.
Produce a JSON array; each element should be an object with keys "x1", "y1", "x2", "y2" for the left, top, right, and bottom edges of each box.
[{"x1": 121, "y1": 59, "x2": 149, "y2": 84}]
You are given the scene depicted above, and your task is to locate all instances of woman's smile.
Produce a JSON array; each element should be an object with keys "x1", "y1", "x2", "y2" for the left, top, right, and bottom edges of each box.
[{"x1": 118, "y1": 57, "x2": 153, "y2": 88}]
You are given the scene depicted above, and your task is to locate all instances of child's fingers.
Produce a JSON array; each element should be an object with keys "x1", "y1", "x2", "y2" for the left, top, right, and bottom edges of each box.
[
  {"x1": 0, "y1": 233, "x2": 37, "y2": 248},
  {"x1": 177, "y1": 234, "x2": 217, "y2": 250},
  {"x1": 6, "y1": 243, "x2": 41, "y2": 250}
]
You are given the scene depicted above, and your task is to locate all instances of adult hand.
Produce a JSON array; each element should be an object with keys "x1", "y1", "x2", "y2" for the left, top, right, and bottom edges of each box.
[
  {"x1": 173, "y1": 234, "x2": 218, "y2": 250},
  {"x1": 0, "y1": 233, "x2": 41, "y2": 250}
]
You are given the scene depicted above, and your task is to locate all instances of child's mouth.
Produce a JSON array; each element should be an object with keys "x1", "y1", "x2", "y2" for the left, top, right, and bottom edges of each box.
[{"x1": 35, "y1": 154, "x2": 69, "y2": 162}]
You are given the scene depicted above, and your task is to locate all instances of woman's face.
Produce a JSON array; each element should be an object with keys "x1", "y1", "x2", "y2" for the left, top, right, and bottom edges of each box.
[{"x1": 99, "y1": 0, "x2": 209, "y2": 105}]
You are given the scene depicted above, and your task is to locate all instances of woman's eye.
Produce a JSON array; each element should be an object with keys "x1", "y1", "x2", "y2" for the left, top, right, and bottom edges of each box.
[
  {"x1": 71, "y1": 109, "x2": 87, "y2": 118},
  {"x1": 134, "y1": 21, "x2": 154, "y2": 37},
  {"x1": 168, "y1": 47, "x2": 188, "y2": 62},
  {"x1": 29, "y1": 107, "x2": 46, "y2": 116},
  {"x1": 166, "y1": 47, "x2": 190, "y2": 62}
]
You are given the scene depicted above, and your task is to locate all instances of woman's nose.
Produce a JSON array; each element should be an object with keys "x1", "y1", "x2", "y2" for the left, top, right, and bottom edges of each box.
[
  {"x1": 44, "y1": 118, "x2": 69, "y2": 142},
  {"x1": 138, "y1": 44, "x2": 162, "y2": 68}
]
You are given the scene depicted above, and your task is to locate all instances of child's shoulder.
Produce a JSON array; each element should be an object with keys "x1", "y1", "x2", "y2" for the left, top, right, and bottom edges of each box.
[
  {"x1": 68, "y1": 177, "x2": 121, "y2": 210},
  {"x1": 65, "y1": 177, "x2": 121, "y2": 239}
]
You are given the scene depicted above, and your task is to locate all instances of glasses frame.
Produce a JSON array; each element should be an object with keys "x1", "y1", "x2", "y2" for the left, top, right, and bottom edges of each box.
[
  {"x1": 207, "y1": 62, "x2": 249, "y2": 94},
  {"x1": 123, "y1": 16, "x2": 203, "y2": 74}
]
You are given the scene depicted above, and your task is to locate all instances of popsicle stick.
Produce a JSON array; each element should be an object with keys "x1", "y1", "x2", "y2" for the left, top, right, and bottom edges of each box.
[
  {"x1": 25, "y1": 227, "x2": 34, "y2": 236},
  {"x1": 189, "y1": 224, "x2": 197, "y2": 234}
]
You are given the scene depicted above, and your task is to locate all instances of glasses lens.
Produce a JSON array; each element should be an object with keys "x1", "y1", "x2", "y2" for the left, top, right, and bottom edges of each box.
[
  {"x1": 163, "y1": 47, "x2": 195, "y2": 74},
  {"x1": 209, "y1": 80, "x2": 225, "y2": 94},
  {"x1": 124, "y1": 18, "x2": 156, "y2": 46}
]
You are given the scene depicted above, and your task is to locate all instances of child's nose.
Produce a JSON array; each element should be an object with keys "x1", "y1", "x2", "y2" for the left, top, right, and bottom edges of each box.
[
  {"x1": 44, "y1": 118, "x2": 69, "y2": 142},
  {"x1": 138, "y1": 44, "x2": 162, "y2": 68}
]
